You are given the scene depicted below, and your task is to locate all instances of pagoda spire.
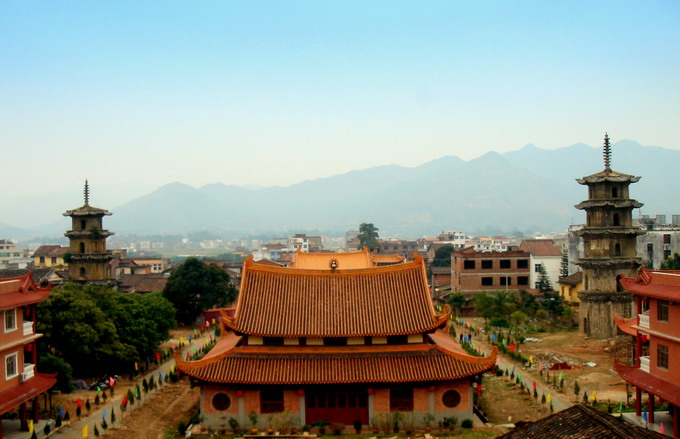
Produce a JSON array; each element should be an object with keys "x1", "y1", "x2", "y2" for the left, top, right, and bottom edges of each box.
[
  {"x1": 84, "y1": 179, "x2": 90, "y2": 206},
  {"x1": 603, "y1": 133, "x2": 611, "y2": 171}
]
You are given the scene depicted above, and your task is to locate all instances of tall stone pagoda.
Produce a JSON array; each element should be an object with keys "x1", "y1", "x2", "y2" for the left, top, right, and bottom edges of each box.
[
  {"x1": 63, "y1": 180, "x2": 114, "y2": 283},
  {"x1": 576, "y1": 134, "x2": 645, "y2": 338}
]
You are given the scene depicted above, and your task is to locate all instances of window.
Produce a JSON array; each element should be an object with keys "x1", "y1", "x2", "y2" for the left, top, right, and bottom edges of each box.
[
  {"x1": 323, "y1": 337, "x2": 347, "y2": 346},
  {"x1": 517, "y1": 276, "x2": 529, "y2": 286},
  {"x1": 657, "y1": 344, "x2": 669, "y2": 369},
  {"x1": 387, "y1": 335, "x2": 408, "y2": 344},
  {"x1": 263, "y1": 337, "x2": 284, "y2": 346},
  {"x1": 663, "y1": 234, "x2": 671, "y2": 244},
  {"x1": 5, "y1": 352, "x2": 18, "y2": 380},
  {"x1": 481, "y1": 260, "x2": 492, "y2": 269},
  {"x1": 658, "y1": 300, "x2": 669, "y2": 322},
  {"x1": 80, "y1": 242, "x2": 85, "y2": 253},
  {"x1": 664, "y1": 250, "x2": 672, "y2": 260},
  {"x1": 39, "y1": 257, "x2": 45, "y2": 264},
  {"x1": 481, "y1": 277, "x2": 493, "y2": 286},
  {"x1": 212, "y1": 393, "x2": 231, "y2": 411},
  {"x1": 442, "y1": 390, "x2": 461, "y2": 408},
  {"x1": 80, "y1": 219, "x2": 86, "y2": 229},
  {"x1": 613, "y1": 213, "x2": 620, "y2": 227},
  {"x1": 80, "y1": 267, "x2": 86, "y2": 277},
  {"x1": 389, "y1": 388, "x2": 413, "y2": 411},
  {"x1": 4, "y1": 309, "x2": 17, "y2": 332},
  {"x1": 260, "y1": 391, "x2": 284, "y2": 413},
  {"x1": 534, "y1": 264, "x2": 542, "y2": 272},
  {"x1": 51, "y1": 257, "x2": 57, "y2": 264},
  {"x1": 500, "y1": 260, "x2": 511, "y2": 269},
  {"x1": 500, "y1": 277, "x2": 511, "y2": 286},
  {"x1": 615, "y1": 243, "x2": 621, "y2": 256},
  {"x1": 612, "y1": 187, "x2": 618, "y2": 198},
  {"x1": 464, "y1": 260, "x2": 475, "y2": 270},
  {"x1": 517, "y1": 260, "x2": 529, "y2": 269}
]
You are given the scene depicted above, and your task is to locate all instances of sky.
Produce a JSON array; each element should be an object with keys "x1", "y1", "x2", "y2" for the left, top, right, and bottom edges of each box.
[{"x1": 2, "y1": 1, "x2": 679, "y2": 200}]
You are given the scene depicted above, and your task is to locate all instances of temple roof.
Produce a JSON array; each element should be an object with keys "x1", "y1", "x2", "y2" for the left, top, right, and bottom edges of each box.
[
  {"x1": 176, "y1": 330, "x2": 496, "y2": 385},
  {"x1": 612, "y1": 312, "x2": 637, "y2": 336},
  {"x1": 225, "y1": 256, "x2": 447, "y2": 337},
  {"x1": 619, "y1": 267, "x2": 680, "y2": 302},
  {"x1": 370, "y1": 253, "x2": 406, "y2": 264},
  {"x1": 63, "y1": 204, "x2": 112, "y2": 217},
  {"x1": 0, "y1": 373, "x2": 57, "y2": 416},
  {"x1": 497, "y1": 403, "x2": 667, "y2": 438},
  {"x1": 289, "y1": 249, "x2": 374, "y2": 270},
  {"x1": 0, "y1": 272, "x2": 52, "y2": 310},
  {"x1": 576, "y1": 169, "x2": 641, "y2": 185},
  {"x1": 615, "y1": 362, "x2": 680, "y2": 407}
]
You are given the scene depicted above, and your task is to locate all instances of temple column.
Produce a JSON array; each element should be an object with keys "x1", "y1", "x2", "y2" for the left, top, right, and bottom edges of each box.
[
  {"x1": 635, "y1": 388, "x2": 641, "y2": 416},
  {"x1": 673, "y1": 404, "x2": 679, "y2": 438},
  {"x1": 19, "y1": 402, "x2": 28, "y2": 431},
  {"x1": 648, "y1": 393, "x2": 655, "y2": 424},
  {"x1": 32, "y1": 397, "x2": 40, "y2": 423}
]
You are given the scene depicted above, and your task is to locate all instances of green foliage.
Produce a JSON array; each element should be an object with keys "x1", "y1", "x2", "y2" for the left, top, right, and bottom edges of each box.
[
  {"x1": 489, "y1": 317, "x2": 509, "y2": 328},
  {"x1": 473, "y1": 290, "x2": 516, "y2": 322},
  {"x1": 536, "y1": 263, "x2": 553, "y2": 294},
  {"x1": 431, "y1": 244, "x2": 455, "y2": 267},
  {"x1": 357, "y1": 223, "x2": 380, "y2": 250},
  {"x1": 461, "y1": 419, "x2": 473, "y2": 429},
  {"x1": 661, "y1": 252, "x2": 680, "y2": 270},
  {"x1": 162, "y1": 257, "x2": 236, "y2": 324},
  {"x1": 446, "y1": 293, "x2": 466, "y2": 314},
  {"x1": 37, "y1": 283, "x2": 176, "y2": 375},
  {"x1": 574, "y1": 381, "x2": 580, "y2": 396},
  {"x1": 38, "y1": 353, "x2": 74, "y2": 393}
]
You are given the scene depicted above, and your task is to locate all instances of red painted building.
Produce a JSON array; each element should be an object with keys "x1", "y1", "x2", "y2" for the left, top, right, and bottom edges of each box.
[
  {"x1": 176, "y1": 250, "x2": 496, "y2": 431},
  {"x1": 0, "y1": 273, "x2": 56, "y2": 435},
  {"x1": 614, "y1": 267, "x2": 680, "y2": 437}
]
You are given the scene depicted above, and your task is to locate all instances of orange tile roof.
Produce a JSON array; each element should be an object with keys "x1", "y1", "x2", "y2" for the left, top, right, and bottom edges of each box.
[
  {"x1": 0, "y1": 272, "x2": 51, "y2": 310},
  {"x1": 226, "y1": 256, "x2": 447, "y2": 337},
  {"x1": 619, "y1": 267, "x2": 680, "y2": 302},
  {"x1": 0, "y1": 373, "x2": 57, "y2": 416},
  {"x1": 613, "y1": 312, "x2": 637, "y2": 336},
  {"x1": 518, "y1": 240, "x2": 563, "y2": 257},
  {"x1": 370, "y1": 253, "x2": 405, "y2": 264},
  {"x1": 176, "y1": 330, "x2": 496, "y2": 385},
  {"x1": 290, "y1": 249, "x2": 375, "y2": 270}
]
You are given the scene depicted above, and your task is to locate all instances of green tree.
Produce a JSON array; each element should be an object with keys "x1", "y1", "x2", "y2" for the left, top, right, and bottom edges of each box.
[
  {"x1": 489, "y1": 290, "x2": 516, "y2": 318},
  {"x1": 536, "y1": 264, "x2": 553, "y2": 294},
  {"x1": 357, "y1": 223, "x2": 380, "y2": 250},
  {"x1": 431, "y1": 245, "x2": 455, "y2": 267},
  {"x1": 661, "y1": 252, "x2": 680, "y2": 270},
  {"x1": 472, "y1": 292, "x2": 494, "y2": 323},
  {"x1": 446, "y1": 293, "x2": 466, "y2": 315},
  {"x1": 560, "y1": 251, "x2": 569, "y2": 279},
  {"x1": 163, "y1": 257, "x2": 237, "y2": 324}
]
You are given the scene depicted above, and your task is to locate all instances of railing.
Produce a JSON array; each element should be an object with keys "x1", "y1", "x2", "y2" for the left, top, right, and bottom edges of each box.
[
  {"x1": 21, "y1": 363, "x2": 35, "y2": 382},
  {"x1": 640, "y1": 356, "x2": 650, "y2": 373},
  {"x1": 638, "y1": 313, "x2": 649, "y2": 329},
  {"x1": 23, "y1": 321, "x2": 34, "y2": 336}
]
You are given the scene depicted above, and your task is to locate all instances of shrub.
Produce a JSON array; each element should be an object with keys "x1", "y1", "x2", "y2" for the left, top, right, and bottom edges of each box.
[{"x1": 461, "y1": 419, "x2": 473, "y2": 429}]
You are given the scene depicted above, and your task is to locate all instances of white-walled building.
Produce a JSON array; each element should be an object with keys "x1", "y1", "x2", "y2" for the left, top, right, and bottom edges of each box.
[{"x1": 518, "y1": 239, "x2": 563, "y2": 291}]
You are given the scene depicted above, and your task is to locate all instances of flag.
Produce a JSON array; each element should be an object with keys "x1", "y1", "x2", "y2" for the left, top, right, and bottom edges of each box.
[
  {"x1": 545, "y1": 363, "x2": 549, "y2": 371},
  {"x1": 179, "y1": 336, "x2": 184, "y2": 344},
  {"x1": 82, "y1": 425, "x2": 88, "y2": 437},
  {"x1": 159, "y1": 372, "x2": 163, "y2": 381},
  {"x1": 532, "y1": 381, "x2": 536, "y2": 392},
  {"x1": 96, "y1": 386, "x2": 101, "y2": 393},
  {"x1": 121, "y1": 395, "x2": 127, "y2": 406},
  {"x1": 558, "y1": 371, "x2": 563, "y2": 381},
  {"x1": 206, "y1": 319, "x2": 210, "y2": 327},
  {"x1": 103, "y1": 410, "x2": 107, "y2": 420},
  {"x1": 28, "y1": 420, "x2": 34, "y2": 433},
  {"x1": 495, "y1": 358, "x2": 501, "y2": 366},
  {"x1": 77, "y1": 398, "x2": 83, "y2": 409},
  {"x1": 546, "y1": 393, "x2": 552, "y2": 404},
  {"x1": 619, "y1": 401, "x2": 623, "y2": 413},
  {"x1": 591, "y1": 390, "x2": 597, "y2": 401},
  {"x1": 529, "y1": 355, "x2": 533, "y2": 364},
  {"x1": 509, "y1": 344, "x2": 515, "y2": 352},
  {"x1": 212, "y1": 318, "x2": 216, "y2": 324},
  {"x1": 491, "y1": 333, "x2": 497, "y2": 342},
  {"x1": 518, "y1": 373, "x2": 522, "y2": 383},
  {"x1": 59, "y1": 406, "x2": 64, "y2": 418},
  {"x1": 538, "y1": 361, "x2": 543, "y2": 370},
  {"x1": 660, "y1": 423, "x2": 665, "y2": 434},
  {"x1": 502, "y1": 338, "x2": 506, "y2": 346},
  {"x1": 134, "y1": 362, "x2": 138, "y2": 371},
  {"x1": 109, "y1": 376, "x2": 115, "y2": 387},
  {"x1": 643, "y1": 409, "x2": 648, "y2": 422},
  {"x1": 135, "y1": 386, "x2": 140, "y2": 398}
]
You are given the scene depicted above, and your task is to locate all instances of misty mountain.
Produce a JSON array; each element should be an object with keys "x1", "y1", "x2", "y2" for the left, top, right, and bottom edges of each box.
[
  {"x1": 4, "y1": 140, "x2": 679, "y2": 239},
  {"x1": 104, "y1": 140, "x2": 677, "y2": 237}
]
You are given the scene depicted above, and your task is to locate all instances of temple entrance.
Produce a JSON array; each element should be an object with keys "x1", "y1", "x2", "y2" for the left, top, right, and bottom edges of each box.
[{"x1": 305, "y1": 388, "x2": 369, "y2": 425}]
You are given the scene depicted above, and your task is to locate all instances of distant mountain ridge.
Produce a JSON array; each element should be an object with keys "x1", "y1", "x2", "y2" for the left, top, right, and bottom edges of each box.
[{"x1": 4, "y1": 140, "x2": 679, "y2": 239}]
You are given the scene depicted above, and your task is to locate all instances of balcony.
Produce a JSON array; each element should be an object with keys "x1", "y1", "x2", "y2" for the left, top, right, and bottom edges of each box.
[
  {"x1": 638, "y1": 312, "x2": 649, "y2": 329},
  {"x1": 640, "y1": 356, "x2": 650, "y2": 373},
  {"x1": 23, "y1": 320, "x2": 34, "y2": 336},
  {"x1": 21, "y1": 363, "x2": 35, "y2": 382}
]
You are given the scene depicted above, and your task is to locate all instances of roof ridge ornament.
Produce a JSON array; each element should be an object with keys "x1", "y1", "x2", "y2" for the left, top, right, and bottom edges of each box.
[
  {"x1": 603, "y1": 133, "x2": 611, "y2": 171},
  {"x1": 84, "y1": 179, "x2": 90, "y2": 206}
]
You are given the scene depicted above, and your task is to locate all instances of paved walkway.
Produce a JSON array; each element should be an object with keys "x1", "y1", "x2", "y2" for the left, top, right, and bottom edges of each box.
[
  {"x1": 3, "y1": 331, "x2": 214, "y2": 439},
  {"x1": 623, "y1": 411, "x2": 674, "y2": 436}
]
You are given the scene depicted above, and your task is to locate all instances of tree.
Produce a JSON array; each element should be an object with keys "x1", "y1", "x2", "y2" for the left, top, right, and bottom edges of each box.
[
  {"x1": 661, "y1": 252, "x2": 680, "y2": 270},
  {"x1": 446, "y1": 293, "x2": 466, "y2": 315},
  {"x1": 536, "y1": 264, "x2": 553, "y2": 294},
  {"x1": 560, "y1": 251, "x2": 569, "y2": 279},
  {"x1": 162, "y1": 257, "x2": 237, "y2": 325},
  {"x1": 431, "y1": 245, "x2": 455, "y2": 267},
  {"x1": 357, "y1": 223, "x2": 380, "y2": 250}
]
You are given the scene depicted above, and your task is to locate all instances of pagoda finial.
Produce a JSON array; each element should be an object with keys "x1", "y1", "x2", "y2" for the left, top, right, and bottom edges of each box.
[
  {"x1": 84, "y1": 179, "x2": 90, "y2": 206},
  {"x1": 603, "y1": 133, "x2": 611, "y2": 171}
]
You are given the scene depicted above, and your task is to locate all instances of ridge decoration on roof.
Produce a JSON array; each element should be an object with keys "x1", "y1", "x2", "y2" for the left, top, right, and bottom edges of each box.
[
  {"x1": 223, "y1": 255, "x2": 447, "y2": 338},
  {"x1": 0, "y1": 272, "x2": 52, "y2": 309},
  {"x1": 619, "y1": 266, "x2": 680, "y2": 302},
  {"x1": 175, "y1": 330, "x2": 497, "y2": 385}
]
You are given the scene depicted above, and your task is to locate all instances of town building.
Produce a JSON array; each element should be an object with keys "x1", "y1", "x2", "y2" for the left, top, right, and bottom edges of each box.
[
  {"x1": 0, "y1": 240, "x2": 29, "y2": 269},
  {"x1": 451, "y1": 247, "x2": 530, "y2": 294},
  {"x1": 637, "y1": 215, "x2": 680, "y2": 269},
  {"x1": 0, "y1": 272, "x2": 56, "y2": 435},
  {"x1": 176, "y1": 250, "x2": 496, "y2": 431},
  {"x1": 31, "y1": 245, "x2": 69, "y2": 269},
  {"x1": 558, "y1": 271, "x2": 583, "y2": 304},
  {"x1": 63, "y1": 181, "x2": 114, "y2": 283},
  {"x1": 518, "y1": 239, "x2": 563, "y2": 291},
  {"x1": 575, "y1": 134, "x2": 643, "y2": 338},
  {"x1": 614, "y1": 267, "x2": 680, "y2": 437}
]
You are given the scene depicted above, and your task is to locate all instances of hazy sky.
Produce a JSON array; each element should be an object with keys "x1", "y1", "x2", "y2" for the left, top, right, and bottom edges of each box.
[{"x1": 2, "y1": 1, "x2": 679, "y2": 198}]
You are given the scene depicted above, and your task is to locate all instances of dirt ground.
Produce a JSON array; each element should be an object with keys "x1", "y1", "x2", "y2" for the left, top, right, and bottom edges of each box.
[{"x1": 479, "y1": 374, "x2": 552, "y2": 425}]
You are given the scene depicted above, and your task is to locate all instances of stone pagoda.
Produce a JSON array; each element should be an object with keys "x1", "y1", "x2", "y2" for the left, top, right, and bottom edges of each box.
[
  {"x1": 63, "y1": 180, "x2": 114, "y2": 283},
  {"x1": 575, "y1": 134, "x2": 645, "y2": 338}
]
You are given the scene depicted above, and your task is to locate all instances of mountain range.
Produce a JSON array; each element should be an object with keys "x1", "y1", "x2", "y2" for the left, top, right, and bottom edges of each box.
[{"x1": 2, "y1": 140, "x2": 678, "y2": 240}]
